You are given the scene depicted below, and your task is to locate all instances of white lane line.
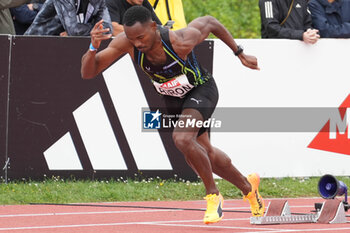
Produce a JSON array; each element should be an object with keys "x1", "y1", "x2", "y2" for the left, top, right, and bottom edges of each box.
[
  {"x1": 0, "y1": 204, "x2": 314, "y2": 218},
  {"x1": 0, "y1": 218, "x2": 280, "y2": 231},
  {"x1": 3, "y1": 217, "x2": 349, "y2": 232},
  {"x1": 0, "y1": 209, "x2": 180, "y2": 218},
  {"x1": 0, "y1": 222, "x2": 134, "y2": 231},
  {"x1": 4, "y1": 221, "x2": 348, "y2": 233},
  {"x1": 141, "y1": 222, "x2": 280, "y2": 231},
  {"x1": 140, "y1": 219, "x2": 350, "y2": 233}
]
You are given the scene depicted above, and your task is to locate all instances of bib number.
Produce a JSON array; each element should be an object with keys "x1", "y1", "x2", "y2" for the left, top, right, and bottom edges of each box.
[{"x1": 153, "y1": 75, "x2": 194, "y2": 98}]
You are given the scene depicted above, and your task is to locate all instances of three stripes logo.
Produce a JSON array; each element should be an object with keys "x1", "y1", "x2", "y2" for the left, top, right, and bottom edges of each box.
[
  {"x1": 43, "y1": 56, "x2": 173, "y2": 171},
  {"x1": 264, "y1": 1, "x2": 274, "y2": 19}
]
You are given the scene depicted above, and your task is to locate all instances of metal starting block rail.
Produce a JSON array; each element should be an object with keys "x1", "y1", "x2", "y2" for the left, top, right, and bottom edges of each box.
[
  {"x1": 251, "y1": 214, "x2": 318, "y2": 225},
  {"x1": 250, "y1": 199, "x2": 348, "y2": 225}
]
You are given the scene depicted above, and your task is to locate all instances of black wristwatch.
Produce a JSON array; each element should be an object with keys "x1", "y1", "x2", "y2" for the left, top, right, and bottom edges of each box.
[{"x1": 234, "y1": 45, "x2": 243, "y2": 56}]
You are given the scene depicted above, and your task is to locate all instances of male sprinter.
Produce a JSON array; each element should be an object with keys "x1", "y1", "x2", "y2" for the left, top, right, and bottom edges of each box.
[{"x1": 81, "y1": 5, "x2": 264, "y2": 224}]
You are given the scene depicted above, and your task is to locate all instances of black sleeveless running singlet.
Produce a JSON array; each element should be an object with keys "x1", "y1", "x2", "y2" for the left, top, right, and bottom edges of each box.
[{"x1": 134, "y1": 26, "x2": 211, "y2": 96}]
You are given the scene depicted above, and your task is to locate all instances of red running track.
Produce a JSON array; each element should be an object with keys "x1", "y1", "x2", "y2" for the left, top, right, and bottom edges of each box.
[{"x1": 0, "y1": 198, "x2": 349, "y2": 233}]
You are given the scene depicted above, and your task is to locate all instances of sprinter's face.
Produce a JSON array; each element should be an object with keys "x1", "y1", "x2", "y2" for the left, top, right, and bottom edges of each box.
[{"x1": 124, "y1": 21, "x2": 157, "y2": 53}]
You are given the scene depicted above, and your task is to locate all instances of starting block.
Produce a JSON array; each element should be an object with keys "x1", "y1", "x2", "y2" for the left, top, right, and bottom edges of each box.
[
  {"x1": 317, "y1": 199, "x2": 347, "y2": 224},
  {"x1": 250, "y1": 199, "x2": 347, "y2": 225}
]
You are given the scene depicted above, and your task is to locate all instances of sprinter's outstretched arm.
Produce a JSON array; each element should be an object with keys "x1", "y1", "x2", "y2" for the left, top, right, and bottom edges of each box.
[
  {"x1": 172, "y1": 16, "x2": 259, "y2": 70},
  {"x1": 81, "y1": 20, "x2": 132, "y2": 79}
]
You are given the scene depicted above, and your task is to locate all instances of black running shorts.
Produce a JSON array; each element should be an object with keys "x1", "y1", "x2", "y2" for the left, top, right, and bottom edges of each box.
[{"x1": 161, "y1": 77, "x2": 219, "y2": 136}]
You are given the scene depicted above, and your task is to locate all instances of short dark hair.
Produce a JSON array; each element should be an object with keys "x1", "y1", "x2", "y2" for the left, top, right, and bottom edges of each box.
[{"x1": 123, "y1": 5, "x2": 152, "y2": 26}]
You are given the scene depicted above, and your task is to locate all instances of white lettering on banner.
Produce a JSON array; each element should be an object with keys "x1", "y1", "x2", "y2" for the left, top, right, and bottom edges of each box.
[
  {"x1": 163, "y1": 118, "x2": 222, "y2": 128},
  {"x1": 329, "y1": 108, "x2": 350, "y2": 139},
  {"x1": 153, "y1": 74, "x2": 194, "y2": 97}
]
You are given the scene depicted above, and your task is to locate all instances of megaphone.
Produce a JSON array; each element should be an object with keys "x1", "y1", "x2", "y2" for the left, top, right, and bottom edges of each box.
[{"x1": 318, "y1": 174, "x2": 348, "y2": 201}]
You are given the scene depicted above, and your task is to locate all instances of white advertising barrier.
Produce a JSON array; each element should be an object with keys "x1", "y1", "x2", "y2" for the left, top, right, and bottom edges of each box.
[
  {"x1": 40, "y1": 38, "x2": 350, "y2": 178},
  {"x1": 212, "y1": 39, "x2": 350, "y2": 177}
]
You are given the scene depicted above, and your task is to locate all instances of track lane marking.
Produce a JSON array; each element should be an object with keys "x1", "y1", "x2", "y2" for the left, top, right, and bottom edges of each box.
[
  {"x1": 1, "y1": 216, "x2": 350, "y2": 232},
  {"x1": 0, "y1": 209, "x2": 180, "y2": 218},
  {"x1": 0, "y1": 218, "x2": 281, "y2": 231}
]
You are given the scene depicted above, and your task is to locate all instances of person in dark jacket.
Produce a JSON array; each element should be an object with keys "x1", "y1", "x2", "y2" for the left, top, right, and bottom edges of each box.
[
  {"x1": 308, "y1": 0, "x2": 350, "y2": 38},
  {"x1": 1, "y1": 0, "x2": 31, "y2": 34},
  {"x1": 259, "y1": 0, "x2": 320, "y2": 43},
  {"x1": 25, "y1": 0, "x2": 112, "y2": 36},
  {"x1": 10, "y1": 3, "x2": 43, "y2": 35}
]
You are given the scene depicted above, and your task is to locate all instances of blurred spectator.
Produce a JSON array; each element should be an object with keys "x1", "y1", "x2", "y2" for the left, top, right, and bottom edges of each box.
[
  {"x1": 25, "y1": 0, "x2": 112, "y2": 36},
  {"x1": 1, "y1": 0, "x2": 31, "y2": 34},
  {"x1": 259, "y1": 0, "x2": 319, "y2": 44},
  {"x1": 11, "y1": 3, "x2": 43, "y2": 35},
  {"x1": 106, "y1": 0, "x2": 161, "y2": 36},
  {"x1": 148, "y1": 0, "x2": 187, "y2": 30},
  {"x1": 308, "y1": 0, "x2": 350, "y2": 38}
]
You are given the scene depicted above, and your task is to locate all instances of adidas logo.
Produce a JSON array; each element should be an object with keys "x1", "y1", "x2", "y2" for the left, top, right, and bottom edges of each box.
[
  {"x1": 296, "y1": 3, "x2": 302, "y2": 8},
  {"x1": 44, "y1": 56, "x2": 174, "y2": 172}
]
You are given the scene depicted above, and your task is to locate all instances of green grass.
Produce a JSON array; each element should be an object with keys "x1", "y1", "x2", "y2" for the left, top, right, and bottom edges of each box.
[
  {"x1": 182, "y1": 0, "x2": 261, "y2": 38},
  {"x1": 1, "y1": 176, "x2": 350, "y2": 205}
]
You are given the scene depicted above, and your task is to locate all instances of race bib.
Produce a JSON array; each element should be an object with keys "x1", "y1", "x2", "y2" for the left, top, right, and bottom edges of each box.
[{"x1": 153, "y1": 74, "x2": 194, "y2": 98}]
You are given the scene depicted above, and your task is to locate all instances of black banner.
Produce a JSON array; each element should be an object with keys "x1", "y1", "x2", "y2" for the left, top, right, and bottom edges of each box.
[
  {"x1": 7, "y1": 36, "x2": 213, "y2": 180},
  {"x1": 8, "y1": 36, "x2": 99, "y2": 180},
  {"x1": 0, "y1": 35, "x2": 10, "y2": 180}
]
